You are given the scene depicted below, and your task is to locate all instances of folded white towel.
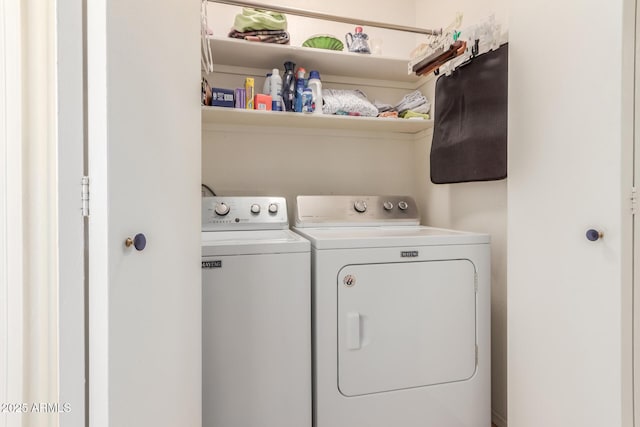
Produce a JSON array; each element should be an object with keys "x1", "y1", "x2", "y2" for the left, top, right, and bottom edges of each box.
[{"x1": 395, "y1": 90, "x2": 431, "y2": 114}]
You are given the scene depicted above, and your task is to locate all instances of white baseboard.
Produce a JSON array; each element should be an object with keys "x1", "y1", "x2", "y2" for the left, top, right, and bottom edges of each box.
[{"x1": 492, "y1": 409, "x2": 507, "y2": 427}]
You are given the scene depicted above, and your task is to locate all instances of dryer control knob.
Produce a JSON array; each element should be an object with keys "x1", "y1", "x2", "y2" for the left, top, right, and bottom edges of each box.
[
  {"x1": 214, "y1": 202, "x2": 230, "y2": 216},
  {"x1": 398, "y1": 201, "x2": 409, "y2": 210},
  {"x1": 383, "y1": 201, "x2": 394, "y2": 211},
  {"x1": 250, "y1": 204, "x2": 261, "y2": 214},
  {"x1": 354, "y1": 200, "x2": 367, "y2": 213},
  {"x1": 268, "y1": 203, "x2": 279, "y2": 214}
]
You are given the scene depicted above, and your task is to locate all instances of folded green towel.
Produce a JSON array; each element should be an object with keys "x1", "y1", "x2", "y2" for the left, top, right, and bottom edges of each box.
[
  {"x1": 399, "y1": 110, "x2": 430, "y2": 120},
  {"x1": 233, "y1": 8, "x2": 287, "y2": 32}
]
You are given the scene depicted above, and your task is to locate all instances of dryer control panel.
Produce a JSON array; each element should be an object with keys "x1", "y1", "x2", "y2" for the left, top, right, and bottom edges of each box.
[
  {"x1": 295, "y1": 195, "x2": 420, "y2": 227},
  {"x1": 202, "y1": 196, "x2": 288, "y2": 231}
]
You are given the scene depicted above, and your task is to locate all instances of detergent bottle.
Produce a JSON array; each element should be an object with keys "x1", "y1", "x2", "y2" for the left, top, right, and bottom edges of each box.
[{"x1": 307, "y1": 70, "x2": 323, "y2": 114}]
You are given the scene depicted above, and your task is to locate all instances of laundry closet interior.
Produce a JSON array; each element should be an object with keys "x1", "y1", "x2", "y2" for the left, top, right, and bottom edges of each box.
[
  {"x1": 202, "y1": 0, "x2": 508, "y2": 422},
  {"x1": 200, "y1": 0, "x2": 508, "y2": 425}
]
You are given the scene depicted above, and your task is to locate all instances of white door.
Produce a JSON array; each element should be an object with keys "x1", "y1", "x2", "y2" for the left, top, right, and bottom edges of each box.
[
  {"x1": 86, "y1": 0, "x2": 201, "y2": 426},
  {"x1": 508, "y1": 0, "x2": 635, "y2": 425}
]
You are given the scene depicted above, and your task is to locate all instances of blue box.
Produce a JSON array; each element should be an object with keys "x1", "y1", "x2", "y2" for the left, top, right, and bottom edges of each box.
[{"x1": 211, "y1": 88, "x2": 235, "y2": 108}]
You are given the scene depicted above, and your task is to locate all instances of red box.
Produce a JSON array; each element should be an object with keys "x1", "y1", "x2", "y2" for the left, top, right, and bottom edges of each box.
[{"x1": 254, "y1": 94, "x2": 272, "y2": 111}]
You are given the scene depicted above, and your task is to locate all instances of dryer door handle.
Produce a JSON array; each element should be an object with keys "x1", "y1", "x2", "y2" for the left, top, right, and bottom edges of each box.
[{"x1": 346, "y1": 312, "x2": 361, "y2": 350}]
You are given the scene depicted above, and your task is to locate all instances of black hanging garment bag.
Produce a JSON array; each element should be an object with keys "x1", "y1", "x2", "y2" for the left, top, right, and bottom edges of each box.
[{"x1": 430, "y1": 43, "x2": 508, "y2": 184}]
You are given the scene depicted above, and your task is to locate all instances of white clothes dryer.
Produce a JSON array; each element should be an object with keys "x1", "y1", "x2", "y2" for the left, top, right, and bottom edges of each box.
[
  {"x1": 293, "y1": 195, "x2": 491, "y2": 427},
  {"x1": 202, "y1": 196, "x2": 311, "y2": 427}
]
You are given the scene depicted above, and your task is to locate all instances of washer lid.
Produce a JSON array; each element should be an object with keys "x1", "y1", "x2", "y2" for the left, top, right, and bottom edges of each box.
[
  {"x1": 292, "y1": 226, "x2": 489, "y2": 249},
  {"x1": 202, "y1": 229, "x2": 310, "y2": 256}
]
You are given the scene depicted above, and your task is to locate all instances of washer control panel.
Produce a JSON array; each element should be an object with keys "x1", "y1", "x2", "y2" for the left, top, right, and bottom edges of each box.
[
  {"x1": 202, "y1": 196, "x2": 288, "y2": 231},
  {"x1": 295, "y1": 195, "x2": 420, "y2": 227}
]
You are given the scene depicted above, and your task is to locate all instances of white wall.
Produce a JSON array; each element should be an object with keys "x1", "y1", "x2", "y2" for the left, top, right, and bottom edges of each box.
[
  {"x1": 508, "y1": 0, "x2": 633, "y2": 425},
  {"x1": 414, "y1": 0, "x2": 508, "y2": 33},
  {"x1": 202, "y1": 125, "x2": 419, "y2": 205},
  {"x1": 23, "y1": 0, "x2": 60, "y2": 425},
  {"x1": 414, "y1": 2, "x2": 509, "y2": 425},
  {"x1": 1, "y1": 1, "x2": 25, "y2": 426},
  {"x1": 2, "y1": 1, "x2": 60, "y2": 426},
  {"x1": 205, "y1": 0, "x2": 419, "y2": 57}
]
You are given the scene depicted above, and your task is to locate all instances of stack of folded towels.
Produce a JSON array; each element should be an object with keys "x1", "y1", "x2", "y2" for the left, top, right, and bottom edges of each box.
[
  {"x1": 228, "y1": 8, "x2": 290, "y2": 44},
  {"x1": 375, "y1": 90, "x2": 431, "y2": 119}
]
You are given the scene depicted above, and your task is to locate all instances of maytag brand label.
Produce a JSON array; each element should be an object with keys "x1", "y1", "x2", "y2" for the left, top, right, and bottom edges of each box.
[
  {"x1": 202, "y1": 260, "x2": 222, "y2": 269},
  {"x1": 401, "y1": 251, "x2": 419, "y2": 258}
]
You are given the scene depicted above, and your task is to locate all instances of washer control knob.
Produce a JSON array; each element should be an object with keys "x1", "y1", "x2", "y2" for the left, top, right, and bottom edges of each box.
[
  {"x1": 398, "y1": 201, "x2": 409, "y2": 211},
  {"x1": 354, "y1": 200, "x2": 367, "y2": 213},
  {"x1": 268, "y1": 203, "x2": 278, "y2": 214},
  {"x1": 250, "y1": 204, "x2": 261, "y2": 214},
  {"x1": 383, "y1": 201, "x2": 394, "y2": 211},
  {"x1": 214, "y1": 202, "x2": 230, "y2": 216}
]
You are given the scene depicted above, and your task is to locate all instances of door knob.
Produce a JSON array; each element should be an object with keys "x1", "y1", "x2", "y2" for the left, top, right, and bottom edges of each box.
[
  {"x1": 125, "y1": 233, "x2": 147, "y2": 251},
  {"x1": 586, "y1": 229, "x2": 603, "y2": 242}
]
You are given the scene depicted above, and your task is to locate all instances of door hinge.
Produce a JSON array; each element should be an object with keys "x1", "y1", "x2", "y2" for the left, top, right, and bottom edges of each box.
[
  {"x1": 81, "y1": 176, "x2": 90, "y2": 217},
  {"x1": 632, "y1": 187, "x2": 638, "y2": 215}
]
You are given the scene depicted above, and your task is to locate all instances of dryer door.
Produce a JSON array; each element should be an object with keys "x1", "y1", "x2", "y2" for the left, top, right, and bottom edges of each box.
[{"x1": 337, "y1": 259, "x2": 477, "y2": 396}]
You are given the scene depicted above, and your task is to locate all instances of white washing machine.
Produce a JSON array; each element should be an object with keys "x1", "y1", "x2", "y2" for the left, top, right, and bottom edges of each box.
[
  {"x1": 201, "y1": 196, "x2": 311, "y2": 427},
  {"x1": 293, "y1": 195, "x2": 491, "y2": 427}
]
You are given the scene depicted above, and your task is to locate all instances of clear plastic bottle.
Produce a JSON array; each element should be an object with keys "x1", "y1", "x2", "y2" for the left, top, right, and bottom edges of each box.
[
  {"x1": 345, "y1": 26, "x2": 371, "y2": 54},
  {"x1": 307, "y1": 70, "x2": 323, "y2": 114},
  {"x1": 270, "y1": 68, "x2": 283, "y2": 111},
  {"x1": 262, "y1": 73, "x2": 272, "y2": 95}
]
